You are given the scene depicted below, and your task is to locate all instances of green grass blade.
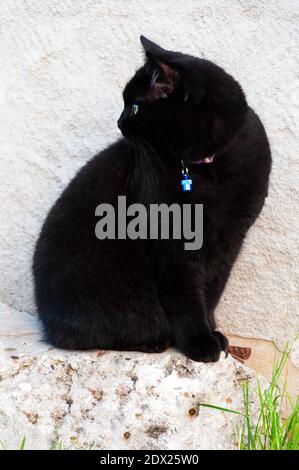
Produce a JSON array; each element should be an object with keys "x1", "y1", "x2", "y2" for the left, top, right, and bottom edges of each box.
[
  {"x1": 19, "y1": 436, "x2": 26, "y2": 450},
  {"x1": 198, "y1": 402, "x2": 248, "y2": 417}
]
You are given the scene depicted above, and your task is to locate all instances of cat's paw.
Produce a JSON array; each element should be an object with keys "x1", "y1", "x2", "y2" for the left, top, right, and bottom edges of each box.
[
  {"x1": 181, "y1": 334, "x2": 222, "y2": 363},
  {"x1": 212, "y1": 331, "x2": 229, "y2": 356}
]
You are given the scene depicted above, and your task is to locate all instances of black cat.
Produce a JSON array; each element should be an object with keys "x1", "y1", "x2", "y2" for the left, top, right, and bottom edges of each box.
[{"x1": 33, "y1": 36, "x2": 271, "y2": 362}]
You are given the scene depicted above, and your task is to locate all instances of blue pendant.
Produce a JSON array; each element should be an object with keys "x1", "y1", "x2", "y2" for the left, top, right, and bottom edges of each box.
[
  {"x1": 181, "y1": 161, "x2": 192, "y2": 192},
  {"x1": 181, "y1": 174, "x2": 192, "y2": 192}
]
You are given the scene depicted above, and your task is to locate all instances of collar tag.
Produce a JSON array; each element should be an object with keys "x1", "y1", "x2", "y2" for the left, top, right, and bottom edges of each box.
[{"x1": 180, "y1": 161, "x2": 192, "y2": 192}]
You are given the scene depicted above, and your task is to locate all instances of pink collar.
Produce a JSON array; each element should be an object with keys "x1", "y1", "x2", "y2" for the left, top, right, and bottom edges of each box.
[{"x1": 188, "y1": 155, "x2": 215, "y2": 165}]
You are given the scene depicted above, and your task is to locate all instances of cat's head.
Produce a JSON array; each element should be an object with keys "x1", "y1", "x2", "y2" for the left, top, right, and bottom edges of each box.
[{"x1": 118, "y1": 36, "x2": 248, "y2": 158}]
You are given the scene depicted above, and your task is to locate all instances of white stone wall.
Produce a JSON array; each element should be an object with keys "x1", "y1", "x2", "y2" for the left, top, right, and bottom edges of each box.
[{"x1": 0, "y1": 1, "x2": 298, "y2": 362}]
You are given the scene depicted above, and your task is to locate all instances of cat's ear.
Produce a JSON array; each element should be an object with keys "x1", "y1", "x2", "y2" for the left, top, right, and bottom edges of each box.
[
  {"x1": 140, "y1": 36, "x2": 205, "y2": 105},
  {"x1": 149, "y1": 61, "x2": 178, "y2": 98},
  {"x1": 140, "y1": 35, "x2": 170, "y2": 61},
  {"x1": 140, "y1": 36, "x2": 178, "y2": 97}
]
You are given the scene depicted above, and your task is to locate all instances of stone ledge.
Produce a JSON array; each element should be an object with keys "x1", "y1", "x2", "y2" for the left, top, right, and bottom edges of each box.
[
  {"x1": 0, "y1": 348, "x2": 253, "y2": 450},
  {"x1": 0, "y1": 306, "x2": 258, "y2": 450}
]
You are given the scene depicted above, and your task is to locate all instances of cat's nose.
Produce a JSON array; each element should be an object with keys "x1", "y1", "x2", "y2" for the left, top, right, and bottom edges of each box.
[
  {"x1": 117, "y1": 112, "x2": 125, "y2": 130},
  {"x1": 117, "y1": 118, "x2": 124, "y2": 130},
  {"x1": 117, "y1": 109, "x2": 129, "y2": 130}
]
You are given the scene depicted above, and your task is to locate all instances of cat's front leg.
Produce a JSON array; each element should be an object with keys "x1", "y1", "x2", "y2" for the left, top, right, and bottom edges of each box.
[
  {"x1": 171, "y1": 300, "x2": 225, "y2": 362},
  {"x1": 158, "y1": 259, "x2": 225, "y2": 362}
]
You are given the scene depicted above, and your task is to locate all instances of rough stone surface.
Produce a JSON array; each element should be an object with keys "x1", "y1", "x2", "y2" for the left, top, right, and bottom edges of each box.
[
  {"x1": 0, "y1": 308, "x2": 256, "y2": 450},
  {"x1": 0, "y1": 1, "x2": 298, "y2": 363}
]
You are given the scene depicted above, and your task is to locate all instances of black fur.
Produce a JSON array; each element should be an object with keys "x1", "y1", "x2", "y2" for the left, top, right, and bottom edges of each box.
[{"x1": 33, "y1": 37, "x2": 271, "y2": 362}]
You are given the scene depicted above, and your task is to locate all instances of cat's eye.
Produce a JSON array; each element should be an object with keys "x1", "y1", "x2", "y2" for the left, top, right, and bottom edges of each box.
[{"x1": 132, "y1": 104, "x2": 139, "y2": 115}]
